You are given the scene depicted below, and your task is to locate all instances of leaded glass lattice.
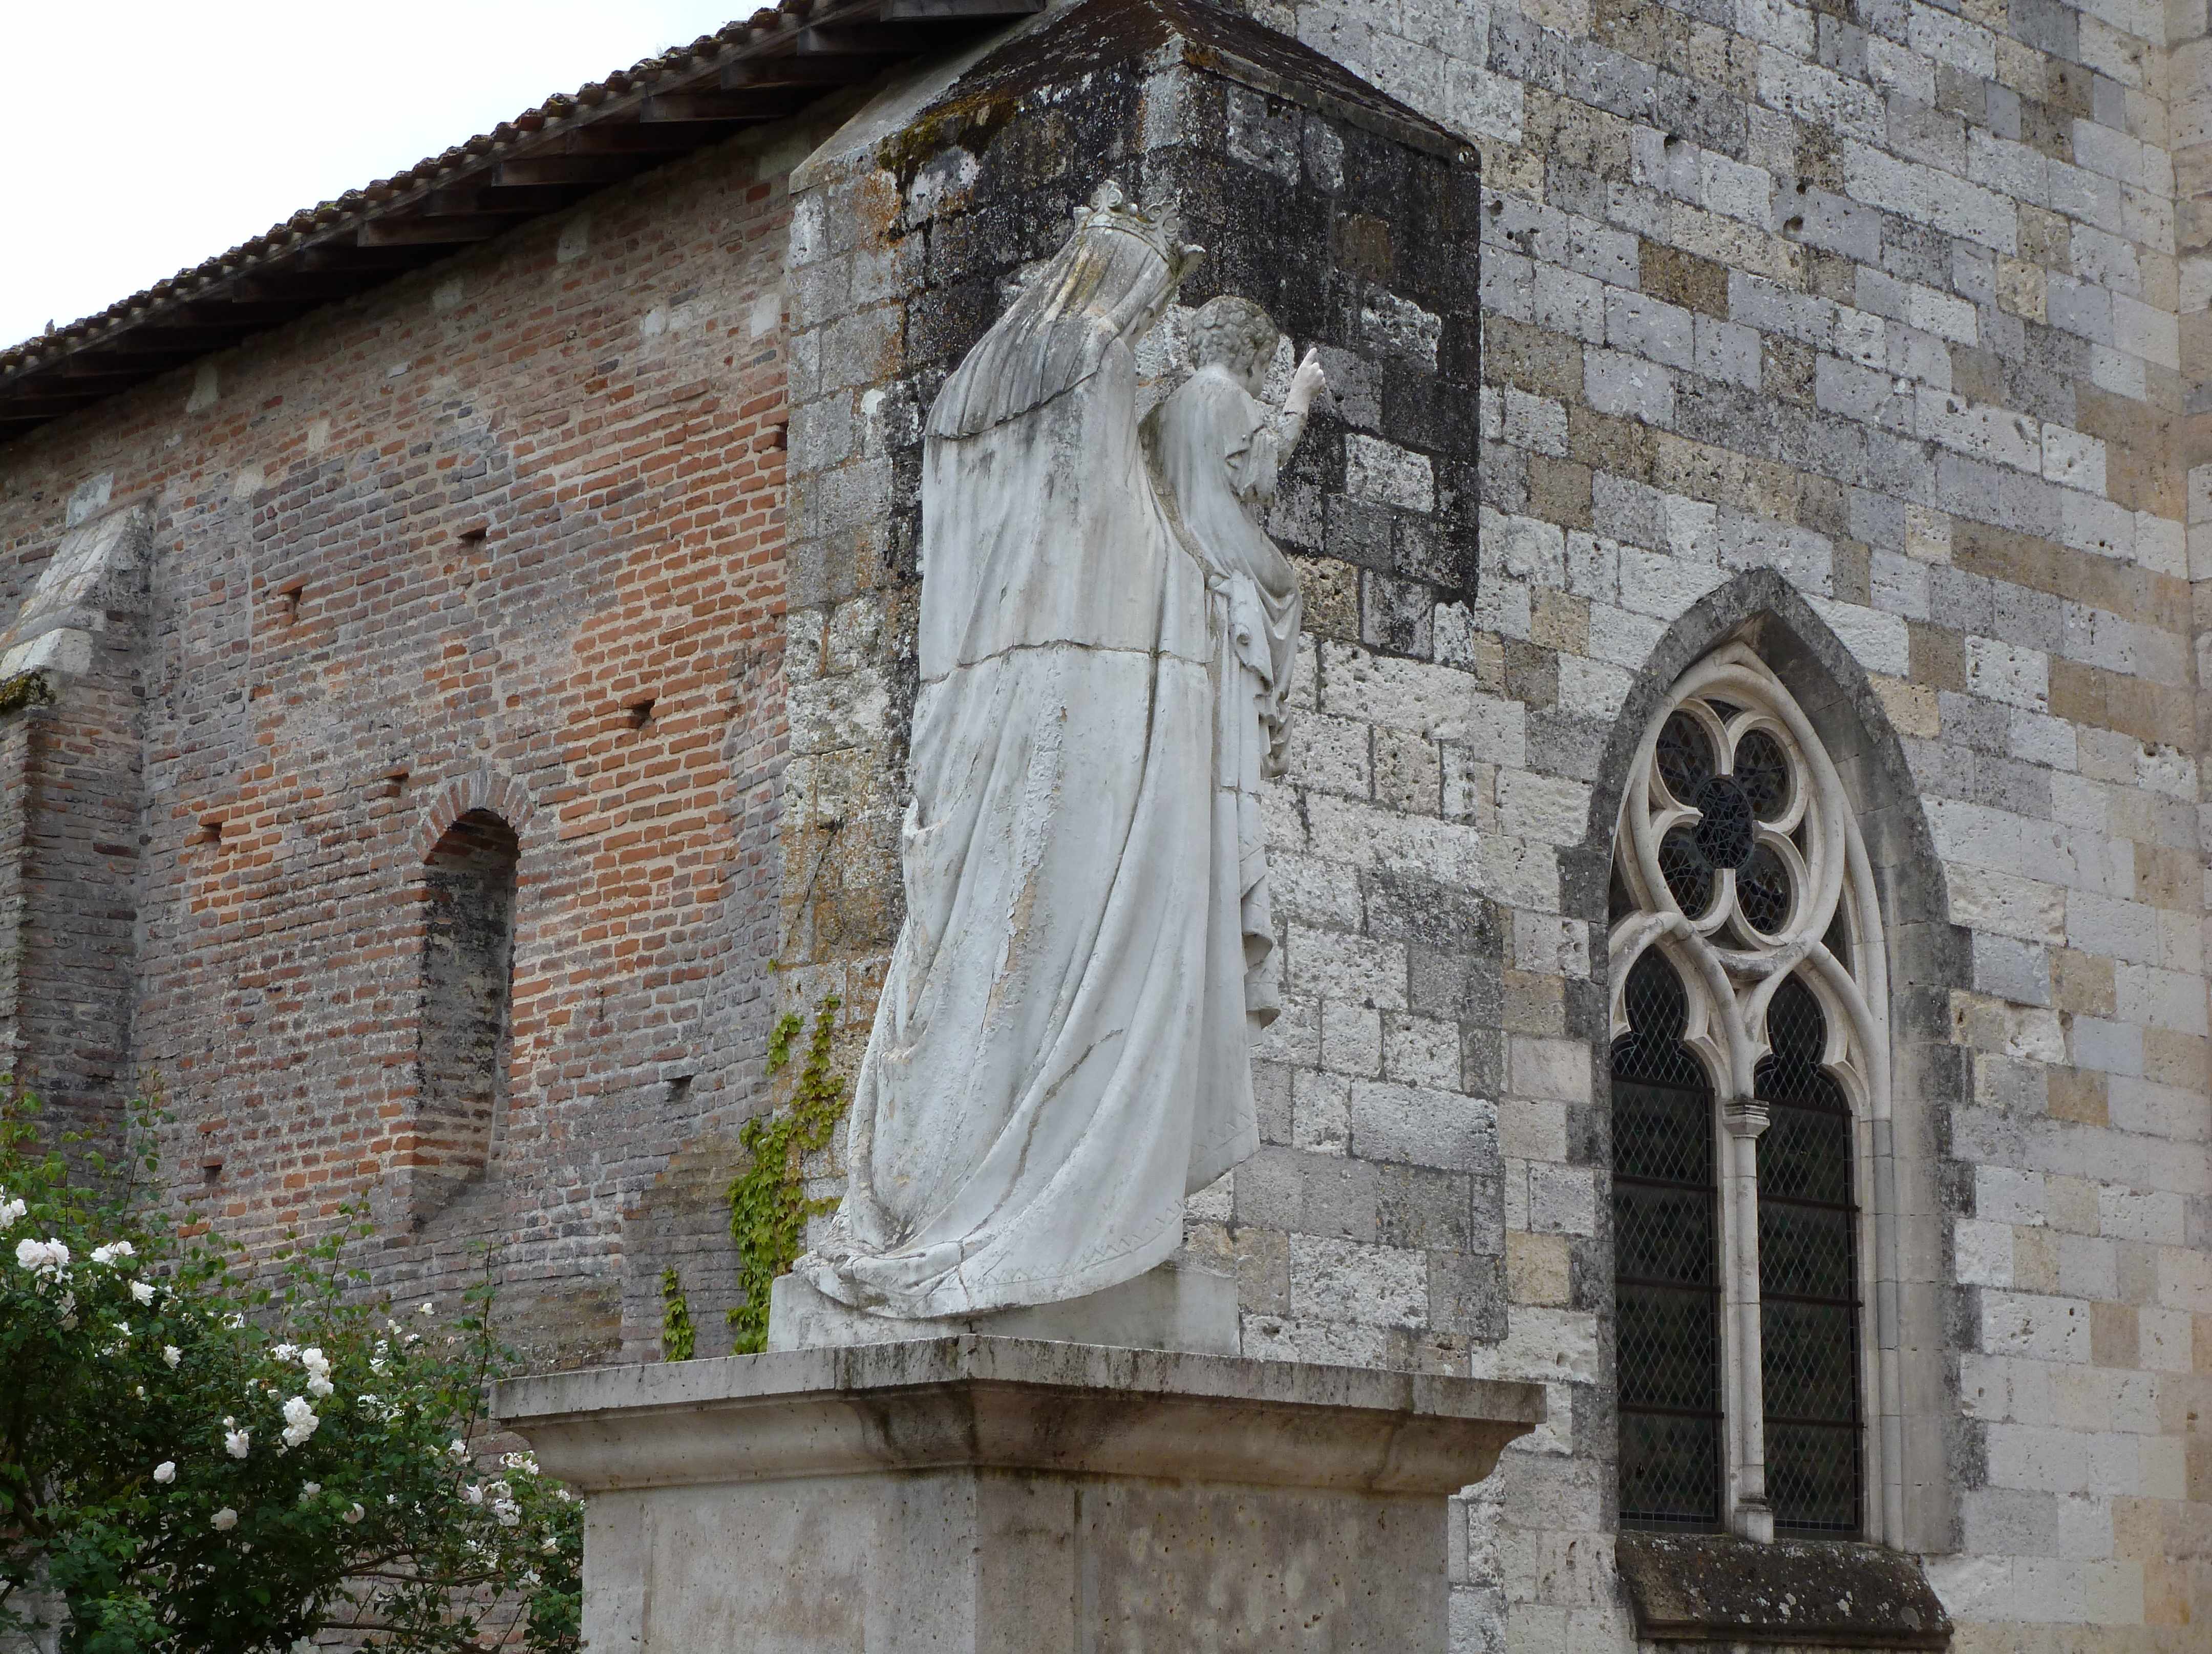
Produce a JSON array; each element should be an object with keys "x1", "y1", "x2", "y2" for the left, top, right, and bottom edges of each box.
[
  {"x1": 1613, "y1": 644, "x2": 1891, "y2": 1544},
  {"x1": 1613, "y1": 950, "x2": 1722, "y2": 1532},
  {"x1": 1756, "y1": 976, "x2": 1863, "y2": 1536}
]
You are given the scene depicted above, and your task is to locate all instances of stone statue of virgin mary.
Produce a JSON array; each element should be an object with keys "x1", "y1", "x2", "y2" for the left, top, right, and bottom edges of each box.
[{"x1": 795, "y1": 183, "x2": 1313, "y2": 1324}]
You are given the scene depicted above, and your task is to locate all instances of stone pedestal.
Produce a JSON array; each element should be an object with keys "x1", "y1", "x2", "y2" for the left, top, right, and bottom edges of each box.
[
  {"x1": 496, "y1": 1338, "x2": 1543, "y2": 1653},
  {"x1": 767, "y1": 1258, "x2": 1241, "y2": 1354}
]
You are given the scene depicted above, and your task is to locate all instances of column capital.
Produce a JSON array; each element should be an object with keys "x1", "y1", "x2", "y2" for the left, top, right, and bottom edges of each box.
[{"x1": 1721, "y1": 1097, "x2": 1770, "y2": 1139}]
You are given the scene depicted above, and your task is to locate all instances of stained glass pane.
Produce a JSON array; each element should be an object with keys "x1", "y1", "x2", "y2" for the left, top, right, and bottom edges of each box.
[
  {"x1": 1656, "y1": 711, "x2": 1715, "y2": 803},
  {"x1": 1614, "y1": 950, "x2": 1721, "y2": 1532},
  {"x1": 1737, "y1": 842, "x2": 1792, "y2": 935},
  {"x1": 1734, "y1": 728, "x2": 1791, "y2": 820},
  {"x1": 1755, "y1": 976, "x2": 1862, "y2": 1537},
  {"x1": 1660, "y1": 823, "x2": 1716, "y2": 917},
  {"x1": 1822, "y1": 905, "x2": 1852, "y2": 976},
  {"x1": 1692, "y1": 775, "x2": 1755, "y2": 870}
]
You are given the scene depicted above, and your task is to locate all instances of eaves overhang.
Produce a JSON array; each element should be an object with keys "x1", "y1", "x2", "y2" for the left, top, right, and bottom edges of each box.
[{"x1": 0, "y1": 0, "x2": 1043, "y2": 446}]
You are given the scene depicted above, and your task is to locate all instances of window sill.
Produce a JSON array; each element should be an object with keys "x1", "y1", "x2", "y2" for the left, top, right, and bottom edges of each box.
[{"x1": 1615, "y1": 1532, "x2": 1950, "y2": 1648}]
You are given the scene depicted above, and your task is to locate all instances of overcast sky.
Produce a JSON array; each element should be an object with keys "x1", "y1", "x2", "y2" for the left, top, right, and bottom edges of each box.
[{"x1": 0, "y1": 2, "x2": 753, "y2": 351}]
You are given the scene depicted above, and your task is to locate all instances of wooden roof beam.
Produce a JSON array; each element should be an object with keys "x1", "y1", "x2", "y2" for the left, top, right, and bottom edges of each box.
[
  {"x1": 543, "y1": 119, "x2": 727, "y2": 156},
  {"x1": 492, "y1": 154, "x2": 644, "y2": 188},
  {"x1": 642, "y1": 88, "x2": 820, "y2": 123},
  {"x1": 355, "y1": 214, "x2": 514, "y2": 248},
  {"x1": 55, "y1": 349, "x2": 207, "y2": 379},
  {"x1": 879, "y1": 0, "x2": 1045, "y2": 17},
  {"x1": 719, "y1": 54, "x2": 896, "y2": 88}
]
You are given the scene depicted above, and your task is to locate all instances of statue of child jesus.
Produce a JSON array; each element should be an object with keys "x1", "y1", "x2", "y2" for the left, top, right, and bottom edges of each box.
[{"x1": 1144, "y1": 296, "x2": 1326, "y2": 1028}]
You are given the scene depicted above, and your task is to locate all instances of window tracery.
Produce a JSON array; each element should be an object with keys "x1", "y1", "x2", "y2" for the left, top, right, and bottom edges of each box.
[{"x1": 1610, "y1": 643, "x2": 1889, "y2": 1543}]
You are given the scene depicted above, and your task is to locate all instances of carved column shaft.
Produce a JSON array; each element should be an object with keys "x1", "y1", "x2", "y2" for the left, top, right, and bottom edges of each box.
[{"x1": 1722, "y1": 1097, "x2": 1772, "y2": 1543}]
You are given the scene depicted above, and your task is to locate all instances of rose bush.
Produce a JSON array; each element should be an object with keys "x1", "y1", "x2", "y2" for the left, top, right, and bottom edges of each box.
[{"x1": 0, "y1": 1097, "x2": 580, "y2": 1653}]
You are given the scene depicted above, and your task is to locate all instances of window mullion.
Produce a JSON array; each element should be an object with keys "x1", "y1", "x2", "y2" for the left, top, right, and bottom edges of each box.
[{"x1": 1721, "y1": 1096, "x2": 1774, "y2": 1543}]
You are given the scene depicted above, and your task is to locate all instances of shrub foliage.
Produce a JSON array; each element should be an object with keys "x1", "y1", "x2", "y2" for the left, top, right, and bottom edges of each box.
[{"x1": 0, "y1": 1096, "x2": 581, "y2": 1654}]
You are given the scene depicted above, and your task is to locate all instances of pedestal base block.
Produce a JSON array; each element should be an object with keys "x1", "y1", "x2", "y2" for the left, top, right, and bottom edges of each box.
[{"x1": 496, "y1": 1338, "x2": 1543, "y2": 1654}]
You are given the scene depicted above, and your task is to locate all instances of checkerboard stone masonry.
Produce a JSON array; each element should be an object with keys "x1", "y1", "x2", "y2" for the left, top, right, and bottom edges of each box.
[
  {"x1": 1, "y1": 0, "x2": 2209, "y2": 1649},
  {"x1": 775, "y1": 1, "x2": 2209, "y2": 1648}
]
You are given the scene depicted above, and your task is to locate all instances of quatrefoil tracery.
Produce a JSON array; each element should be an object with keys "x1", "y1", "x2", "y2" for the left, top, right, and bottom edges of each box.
[{"x1": 1609, "y1": 645, "x2": 1888, "y2": 1119}]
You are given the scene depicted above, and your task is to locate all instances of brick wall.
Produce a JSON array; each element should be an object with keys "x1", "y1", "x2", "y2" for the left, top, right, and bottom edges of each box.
[{"x1": 0, "y1": 113, "x2": 828, "y2": 1365}]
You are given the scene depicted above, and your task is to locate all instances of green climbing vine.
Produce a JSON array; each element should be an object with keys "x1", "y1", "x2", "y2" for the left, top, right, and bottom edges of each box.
[
  {"x1": 660, "y1": 1267, "x2": 696, "y2": 1362},
  {"x1": 726, "y1": 994, "x2": 847, "y2": 1354}
]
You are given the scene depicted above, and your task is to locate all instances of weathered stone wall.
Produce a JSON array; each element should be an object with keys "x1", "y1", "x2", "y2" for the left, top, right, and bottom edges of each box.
[
  {"x1": 782, "y1": 1, "x2": 2209, "y2": 1650},
  {"x1": 0, "y1": 115, "x2": 831, "y2": 1366}
]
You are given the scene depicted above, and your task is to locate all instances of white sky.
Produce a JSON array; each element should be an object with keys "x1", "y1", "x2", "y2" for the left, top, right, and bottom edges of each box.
[{"x1": 0, "y1": 1, "x2": 754, "y2": 351}]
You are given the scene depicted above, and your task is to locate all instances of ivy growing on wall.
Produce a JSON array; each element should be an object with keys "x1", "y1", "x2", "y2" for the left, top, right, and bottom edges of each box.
[
  {"x1": 658, "y1": 1267, "x2": 695, "y2": 1363},
  {"x1": 725, "y1": 995, "x2": 847, "y2": 1355}
]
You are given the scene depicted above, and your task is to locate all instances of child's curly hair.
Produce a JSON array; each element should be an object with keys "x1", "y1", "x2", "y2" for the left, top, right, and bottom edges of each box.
[{"x1": 1189, "y1": 295, "x2": 1280, "y2": 378}]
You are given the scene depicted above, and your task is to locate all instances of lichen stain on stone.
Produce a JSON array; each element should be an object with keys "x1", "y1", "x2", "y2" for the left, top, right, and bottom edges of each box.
[{"x1": 0, "y1": 670, "x2": 54, "y2": 717}]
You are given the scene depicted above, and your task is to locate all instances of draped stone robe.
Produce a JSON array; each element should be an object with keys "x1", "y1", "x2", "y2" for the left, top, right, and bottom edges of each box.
[
  {"x1": 1144, "y1": 363, "x2": 1303, "y2": 1027},
  {"x1": 800, "y1": 217, "x2": 1260, "y2": 1320}
]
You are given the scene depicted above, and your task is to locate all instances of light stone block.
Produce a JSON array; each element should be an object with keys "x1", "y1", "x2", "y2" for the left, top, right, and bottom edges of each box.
[{"x1": 496, "y1": 1340, "x2": 1543, "y2": 1654}]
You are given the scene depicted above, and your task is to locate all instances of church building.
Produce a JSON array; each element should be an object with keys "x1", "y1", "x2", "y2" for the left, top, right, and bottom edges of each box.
[{"x1": 1, "y1": 0, "x2": 2204, "y2": 1647}]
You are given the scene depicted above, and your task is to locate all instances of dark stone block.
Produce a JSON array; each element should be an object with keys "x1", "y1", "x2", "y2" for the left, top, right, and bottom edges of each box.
[{"x1": 1614, "y1": 1533, "x2": 1951, "y2": 1647}]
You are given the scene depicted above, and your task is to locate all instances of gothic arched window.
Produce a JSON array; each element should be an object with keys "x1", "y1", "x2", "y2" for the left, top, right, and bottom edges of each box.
[{"x1": 1609, "y1": 642, "x2": 1886, "y2": 1542}]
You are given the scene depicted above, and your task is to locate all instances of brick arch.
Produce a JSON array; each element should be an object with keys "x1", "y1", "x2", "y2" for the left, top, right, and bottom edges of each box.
[{"x1": 409, "y1": 770, "x2": 536, "y2": 863}]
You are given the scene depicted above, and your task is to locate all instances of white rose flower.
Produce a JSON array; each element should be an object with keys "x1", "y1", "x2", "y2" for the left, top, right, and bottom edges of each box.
[
  {"x1": 163, "y1": 1345, "x2": 181, "y2": 1368},
  {"x1": 153, "y1": 1461, "x2": 176, "y2": 1483},
  {"x1": 343, "y1": 1502, "x2": 365, "y2": 1524},
  {"x1": 493, "y1": 1499, "x2": 522, "y2": 1528},
  {"x1": 272, "y1": 1343, "x2": 299, "y2": 1363},
  {"x1": 462, "y1": 1482, "x2": 484, "y2": 1505},
  {"x1": 224, "y1": 1427, "x2": 250, "y2": 1459},
  {"x1": 211, "y1": 1507, "x2": 238, "y2": 1532},
  {"x1": 14, "y1": 1237, "x2": 69, "y2": 1277},
  {"x1": 90, "y1": 1241, "x2": 134, "y2": 1266},
  {"x1": 447, "y1": 1439, "x2": 469, "y2": 1460},
  {"x1": 280, "y1": 1396, "x2": 320, "y2": 1447},
  {"x1": 300, "y1": 1345, "x2": 329, "y2": 1373},
  {"x1": 418, "y1": 1301, "x2": 435, "y2": 1316},
  {"x1": 305, "y1": 1374, "x2": 334, "y2": 1399},
  {"x1": 0, "y1": 1195, "x2": 26, "y2": 1226},
  {"x1": 130, "y1": 1280, "x2": 154, "y2": 1305},
  {"x1": 299, "y1": 1481, "x2": 322, "y2": 1504}
]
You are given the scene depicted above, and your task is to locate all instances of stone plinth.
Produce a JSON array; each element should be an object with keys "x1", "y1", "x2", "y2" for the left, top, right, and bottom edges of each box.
[
  {"x1": 495, "y1": 1338, "x2": 1543, "y2": 1653},
  {"x1": 767, "y1": 1258, "x2": 1241, "y2": 1354}
]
